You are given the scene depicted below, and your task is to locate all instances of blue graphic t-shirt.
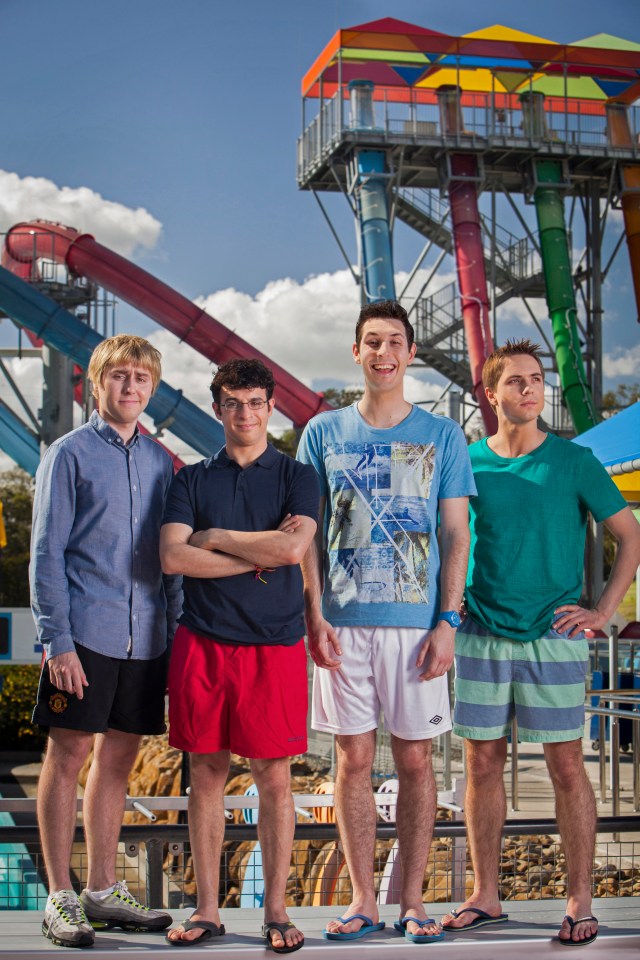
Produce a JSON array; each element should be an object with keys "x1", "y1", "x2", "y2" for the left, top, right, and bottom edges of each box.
[{"x1": 297, "y1": 403, "x2": 476, "y2": 629}]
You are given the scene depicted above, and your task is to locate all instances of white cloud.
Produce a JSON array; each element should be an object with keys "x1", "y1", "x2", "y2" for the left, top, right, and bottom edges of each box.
[
  {"x1": 0, "y1": 170, "x2": 162, "y2": 258},
  {"x1": 0, "y1": 266, "x2": 496, "y2": 471},
  {"x1": 193, "y1": 270, "x2": 361, "y2": 386},
  {"x1": 604, "y1": 343, "x2": 640, "y2": 379}
]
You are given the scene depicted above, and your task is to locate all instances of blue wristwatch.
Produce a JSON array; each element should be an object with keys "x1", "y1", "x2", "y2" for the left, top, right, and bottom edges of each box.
[{"x1": 438, "y1": 610, "x2": 462, "y2": 628}]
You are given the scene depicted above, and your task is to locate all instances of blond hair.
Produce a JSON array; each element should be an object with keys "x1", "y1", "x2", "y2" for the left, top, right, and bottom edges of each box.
[{"x1": 87, "y1": 335, "x2": 162, "y2": 399}]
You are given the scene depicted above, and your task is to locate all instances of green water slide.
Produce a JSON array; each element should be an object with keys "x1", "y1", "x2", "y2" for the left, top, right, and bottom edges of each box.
[{"x1": 532, "y1": 160, "x2": 598, "y2": 433}]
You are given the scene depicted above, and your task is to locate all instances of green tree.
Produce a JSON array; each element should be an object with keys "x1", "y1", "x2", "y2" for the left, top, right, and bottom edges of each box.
[
  {"x1": 602, "y1": 382, "x2": 640, "y2": 415},
  {"x1": 0, "y1": 468, "x2": 34, "y2": 607},
  {"x1": 322, "y1": 387, "x2": 363, "y2": 409},
  {"x1": 0, "y1": 664, "x2": 45, "y2": 750},
  {"x1": 269, "y1": 388, "x2": 364, "y2": 458}
]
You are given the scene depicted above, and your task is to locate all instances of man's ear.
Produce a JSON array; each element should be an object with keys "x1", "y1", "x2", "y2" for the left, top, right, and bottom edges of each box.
[{"x1": 352, "y1": 342, "x2": 361, "y2": 365}]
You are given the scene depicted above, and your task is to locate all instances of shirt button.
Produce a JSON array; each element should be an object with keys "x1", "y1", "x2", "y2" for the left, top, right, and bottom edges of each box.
[
  {"x1": 135, "y1": 582, "x2": 139, "y2": 589},
  {"x1": 134, "y1": 518, "x2": 138, "y2": 524},
  {"x1": 133, "y1": 615, "x2": 137, "y2": 621},
  {"x1": 133, "y1": 485, "x2": 137, "y2": 491}
]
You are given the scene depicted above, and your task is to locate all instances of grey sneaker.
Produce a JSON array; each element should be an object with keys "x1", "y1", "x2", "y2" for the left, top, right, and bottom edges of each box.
[
  {"x1": 42, "y1": 889, "x2": 95, "y2": 948},
  {"x1": 80, "y1": 880, "x2": 171, "y2": 931}
]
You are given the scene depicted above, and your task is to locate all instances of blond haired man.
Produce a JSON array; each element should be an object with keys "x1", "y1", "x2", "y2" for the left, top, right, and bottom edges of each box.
[{"x1": 31, "y1": 335, "x2": 181, "y2": 947}]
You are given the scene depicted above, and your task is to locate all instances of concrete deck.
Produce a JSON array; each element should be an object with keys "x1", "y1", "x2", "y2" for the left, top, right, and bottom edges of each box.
[{"x1": 2, "y1": 900, "x2": 638, "y2": 958}]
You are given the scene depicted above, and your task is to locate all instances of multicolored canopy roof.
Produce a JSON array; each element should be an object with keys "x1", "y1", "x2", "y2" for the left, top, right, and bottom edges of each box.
[{"x1": 302, "y1": 18, "x2": 640, "y2": 107}]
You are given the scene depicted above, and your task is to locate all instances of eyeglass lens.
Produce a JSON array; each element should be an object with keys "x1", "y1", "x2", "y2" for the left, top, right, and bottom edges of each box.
[{"x1": 222, "y1": 399, "x2": 267, "y2": 410}]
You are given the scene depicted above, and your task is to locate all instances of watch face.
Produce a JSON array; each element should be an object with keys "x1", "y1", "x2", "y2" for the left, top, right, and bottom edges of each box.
[{"x1": 440, "y1": 611, "x2": 462, "y2": 627}]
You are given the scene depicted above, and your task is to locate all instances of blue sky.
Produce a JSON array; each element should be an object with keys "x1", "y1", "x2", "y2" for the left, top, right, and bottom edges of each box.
[{"x1": 0, "y1": 0, "x2": 639, "y2": 459}]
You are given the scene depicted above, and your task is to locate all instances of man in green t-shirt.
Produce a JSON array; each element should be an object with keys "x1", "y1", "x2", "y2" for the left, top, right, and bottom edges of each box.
[{"x1": 442, "y1": 339, "x2": 640, "y2": 946}]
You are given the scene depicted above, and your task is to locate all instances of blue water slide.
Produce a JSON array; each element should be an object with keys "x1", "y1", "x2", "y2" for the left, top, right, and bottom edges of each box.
[
  {"x1": 348, "y1": 82, "x2": 396, "y2": 303},
  {"x1": 0, "y1": 398, "x2": 40, "y2": 475},
  {"x1": 355, "y1": 150, "x2": 396, "y2": 302},
  {"x1": 0, "y1": 266, "x2": 224, "y2": 456}
]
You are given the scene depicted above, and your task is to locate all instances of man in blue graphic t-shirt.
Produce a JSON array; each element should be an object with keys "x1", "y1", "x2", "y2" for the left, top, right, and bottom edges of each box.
[{"x1": 298, "y1": 300, "x2": 476, "y2": 942}]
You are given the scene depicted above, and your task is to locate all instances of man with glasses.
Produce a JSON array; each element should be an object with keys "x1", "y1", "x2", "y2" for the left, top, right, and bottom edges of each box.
[{"x1": 160, "y1": 358, "x2": 319, "y2": 952}]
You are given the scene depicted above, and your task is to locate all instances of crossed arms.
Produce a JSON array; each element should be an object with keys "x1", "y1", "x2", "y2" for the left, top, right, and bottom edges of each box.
[{"x1": 160, "y1": 513, "x2": 318, "y2": 578}]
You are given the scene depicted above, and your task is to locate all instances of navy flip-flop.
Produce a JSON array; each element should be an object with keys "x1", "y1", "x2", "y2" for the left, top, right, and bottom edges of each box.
[
  {"x1": 323, "y1": 914, "x2": 385, "y2": 940},
  {"x1": 166, "y1": 917, "x2": 225, "y2": 947},
  {"x1": 442, "y1": 907, "x2": 509, "y2": 931},
  {"x1": 394, "y1": 916, "x2": 444, "y2": 943},
  {"x1": 557, "y1": 914, "x2": 598, "y2": 946}
]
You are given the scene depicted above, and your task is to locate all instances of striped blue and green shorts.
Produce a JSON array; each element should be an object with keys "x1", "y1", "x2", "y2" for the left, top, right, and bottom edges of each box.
[{"x1": 453, "y1": 616, "x2": 589, "y2": 743}]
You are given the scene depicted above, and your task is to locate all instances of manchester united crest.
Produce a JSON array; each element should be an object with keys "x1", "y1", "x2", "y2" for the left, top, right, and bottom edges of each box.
[{"x1": 49, "y1": 692, "x2": 68, "y2": 714}]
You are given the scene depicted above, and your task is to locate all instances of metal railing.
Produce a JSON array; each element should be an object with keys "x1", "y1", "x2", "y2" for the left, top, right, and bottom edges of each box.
[
  {"x1": 2, "y1": 810, "x2": 639, "y2": 911},
  {"x1": 298, "y1": 90, "x2": 640, "y2": 183}
]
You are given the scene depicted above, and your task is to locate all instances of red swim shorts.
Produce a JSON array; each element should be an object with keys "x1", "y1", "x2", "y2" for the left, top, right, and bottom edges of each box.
[{"x1": 168, "y1": 625, "x2": 308, "y2": 758}]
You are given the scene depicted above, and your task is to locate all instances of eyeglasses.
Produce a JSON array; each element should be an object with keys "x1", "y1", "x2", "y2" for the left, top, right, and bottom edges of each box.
[{"x1": 219, "y1": 398, "x2": 269, "y2": 411}]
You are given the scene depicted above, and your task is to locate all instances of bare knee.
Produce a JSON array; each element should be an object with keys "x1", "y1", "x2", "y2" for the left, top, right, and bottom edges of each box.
[
  {"x1": 189, "y1": 751, "x2": 230, "y2": 790},
  {"x1": 336, "y1": 733, "x2": 376, "y2": 779},
  {"x1": 544, "y1": 741, "x2": 588, "y2": 792},
  {"x1": 465, "y1": 738, "x2": 507, "y2": 784},
  {"x1": 251, "y1": 757, "x2": 291, "y2": 801},
  {"x1": 92, "y1": 731, "x2": 140, "y2": 781},
  {"x1": 43, "y1": 729, "x2": 93, "y2": 780},
  {"x1": 392, "y1": 736, "x2": 432, "y2": 781}
]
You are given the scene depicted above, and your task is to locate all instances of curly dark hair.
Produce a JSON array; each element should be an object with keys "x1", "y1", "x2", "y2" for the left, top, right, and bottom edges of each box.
[{"x1": 210, "y1": 358, "x2": 275, "y2": 403}]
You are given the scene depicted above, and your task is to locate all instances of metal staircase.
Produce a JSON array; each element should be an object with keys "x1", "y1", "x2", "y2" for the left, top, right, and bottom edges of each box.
[{"x1": 397, "y1": 187, "x2": 547, "y2": 391}]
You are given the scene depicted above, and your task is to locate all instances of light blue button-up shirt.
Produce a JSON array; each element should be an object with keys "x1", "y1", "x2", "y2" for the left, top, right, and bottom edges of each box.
[{"x1": 30, "y1": 411, "x2": 182, "y2": 660}]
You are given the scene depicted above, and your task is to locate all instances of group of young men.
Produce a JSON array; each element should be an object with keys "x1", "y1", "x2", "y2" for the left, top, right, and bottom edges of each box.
[{"x1": 30, "y1": 301, "x2": 640, "y2": 951}]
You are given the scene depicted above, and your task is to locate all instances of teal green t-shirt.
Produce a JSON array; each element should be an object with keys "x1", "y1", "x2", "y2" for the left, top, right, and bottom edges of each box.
[{"x1": 465, "y1": 433, "x2": 627, "y2": 641}]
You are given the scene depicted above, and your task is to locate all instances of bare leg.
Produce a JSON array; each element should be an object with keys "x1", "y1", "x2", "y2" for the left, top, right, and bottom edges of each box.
[
  {"x1": 166, "y1": 751, "x2": 230, "y2": 944},
  {"x1": 545, "y1": 740, "x2": 598, "y2": 944},
  {"x1": 84, "y1": 729, "x2": 141, "y2": 890},
  {"x1": 250, "y1": 757, "x2": 303, "y2": 951},
  {"x1": 325, "y1": 731, "x2": 378, "y2": 936},
  {"x1": 37, "y1": 728, "x2": 94, "y2": 892},
  {"x1": 442, "y1": 738, "x2": 507, "y2": 929},
  {"x1": 391, "y1": 736, "x2": 440, "y2": 938}
]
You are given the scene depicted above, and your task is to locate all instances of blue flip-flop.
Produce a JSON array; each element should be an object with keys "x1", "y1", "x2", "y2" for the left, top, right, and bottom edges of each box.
[
  {"x1": 323, "y1": 914, "x2": 386, "y2": 941},
  {"x1": 442, "y1": 907, "x2": 509, "y2": 931},
  {"x1": 394, "y1": 916, "x2": 444, "y2": 943}
]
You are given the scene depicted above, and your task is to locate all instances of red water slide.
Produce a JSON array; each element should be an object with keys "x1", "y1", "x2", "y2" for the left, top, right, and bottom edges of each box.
[{"x1": 4, "y1": 221, "x2": 331, "y2": 427}]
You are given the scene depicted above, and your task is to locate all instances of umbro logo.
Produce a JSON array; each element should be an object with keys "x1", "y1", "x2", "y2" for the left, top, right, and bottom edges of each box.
[{"x1": 429, "y1": 715, "x2": 443, "y2": 725}]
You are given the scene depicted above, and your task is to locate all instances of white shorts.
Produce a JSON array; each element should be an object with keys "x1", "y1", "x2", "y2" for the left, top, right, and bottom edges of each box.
[{"x1": 311, "y1": 626, "x2": 452, "y2": 740}]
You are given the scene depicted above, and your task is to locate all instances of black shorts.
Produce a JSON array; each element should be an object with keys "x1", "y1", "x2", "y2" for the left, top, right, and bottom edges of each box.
[{"x1": 33, "y1": 643, "x2": 168, "y2": 736}]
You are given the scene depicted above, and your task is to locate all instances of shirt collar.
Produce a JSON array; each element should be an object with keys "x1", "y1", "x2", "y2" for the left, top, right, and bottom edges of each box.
[
  {"x1": 209, "y1": 443, "x2": 279, "y2": 471},
  {"x1": 89, "y1": 409, "x2": 139, "y2": 447}
]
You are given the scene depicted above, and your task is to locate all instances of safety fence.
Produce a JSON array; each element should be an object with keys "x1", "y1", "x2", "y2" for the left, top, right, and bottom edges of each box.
[{"x1": 2, "y1": 813, "x2": 639, "y2": 912}]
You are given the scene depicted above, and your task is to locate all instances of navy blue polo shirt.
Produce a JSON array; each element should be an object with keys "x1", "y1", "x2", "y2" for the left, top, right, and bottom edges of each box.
[{"x1": 163, "y1": 444, "x2": 320, "y2": 646}]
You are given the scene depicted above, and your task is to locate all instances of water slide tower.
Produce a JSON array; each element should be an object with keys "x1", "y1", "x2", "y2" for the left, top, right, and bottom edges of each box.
[{"x1": 297, "y1": 18, "x2": 640, "y2": 437}]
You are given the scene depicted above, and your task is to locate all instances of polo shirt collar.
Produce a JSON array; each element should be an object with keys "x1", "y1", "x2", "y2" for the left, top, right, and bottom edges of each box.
[
  {"x1": 90, "y1": 409, "x2": 139, "y2": 447},
  {"x1": 210, "y1": 443, "x2": 279, "y2": 470}
]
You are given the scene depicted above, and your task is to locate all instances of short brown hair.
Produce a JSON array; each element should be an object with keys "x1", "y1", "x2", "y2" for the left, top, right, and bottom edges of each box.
[
  {"x1": 482, "y1": 338, "x2": 544, "y2": 394},
  {"x1": 210, "y1": 358, "x2": 275, "y2": 403},
  {"x1": 88, "y1": 334, "x2": 162, "y2": 399},
  {"x1": 355, "y1": 299, "x2": 415, "y2": 349}
]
